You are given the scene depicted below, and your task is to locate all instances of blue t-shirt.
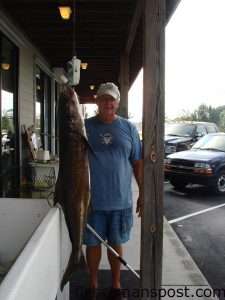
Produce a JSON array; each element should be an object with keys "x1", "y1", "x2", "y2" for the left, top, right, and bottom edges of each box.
[{"x1": 85, "y1": 116, "x2": 142, "y2": 210}]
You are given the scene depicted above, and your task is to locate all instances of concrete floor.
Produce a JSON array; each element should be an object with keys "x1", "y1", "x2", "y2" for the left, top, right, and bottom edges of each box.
[{"x1": 94, "y1": 178, "x2": 219, "y2": 300}]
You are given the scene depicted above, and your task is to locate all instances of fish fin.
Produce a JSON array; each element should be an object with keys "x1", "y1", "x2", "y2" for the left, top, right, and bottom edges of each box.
[
  {"x1": 60, "y1": 250, "x2": 88, "y2": 291},
  {"x1": 82, "y1": 136, "x2": 100, "y2": 163}
]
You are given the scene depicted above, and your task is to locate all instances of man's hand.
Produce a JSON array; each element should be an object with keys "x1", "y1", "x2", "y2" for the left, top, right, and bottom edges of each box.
[
  {"x1": 133, "y1": 160, "x2": 142, "y2": 218},
  {"x1": 136, "y1": 196, "x2": 142, "y2": 217}
]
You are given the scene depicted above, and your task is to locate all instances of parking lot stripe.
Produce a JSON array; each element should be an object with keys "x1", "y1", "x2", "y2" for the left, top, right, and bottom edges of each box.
[{"x1": 168, "y1": 203, "x2": 225, "y2": 224}]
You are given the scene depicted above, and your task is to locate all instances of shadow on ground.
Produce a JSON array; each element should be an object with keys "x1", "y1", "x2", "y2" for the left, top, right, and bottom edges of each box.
[{"x1": 70, "y1": 270, "x2": 140, "y2": 299}]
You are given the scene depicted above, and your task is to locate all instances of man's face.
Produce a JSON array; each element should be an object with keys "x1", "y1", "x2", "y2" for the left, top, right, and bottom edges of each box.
[{"x1": 96, "y1": 94, "x2": 119, "y2": 116}]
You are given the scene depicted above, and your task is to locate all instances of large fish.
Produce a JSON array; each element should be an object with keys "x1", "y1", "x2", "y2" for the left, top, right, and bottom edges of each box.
[{"x1": 54, "y1": 86, "x2": 91, "y2": 291}]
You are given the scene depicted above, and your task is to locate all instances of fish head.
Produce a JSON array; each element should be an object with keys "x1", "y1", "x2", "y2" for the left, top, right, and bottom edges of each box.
[{"x1": 58, "y1": 86, "x2": 86, "y2": 140}]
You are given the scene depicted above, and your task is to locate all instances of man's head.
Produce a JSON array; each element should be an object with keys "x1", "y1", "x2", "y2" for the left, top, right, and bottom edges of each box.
[
  {"x1": 96, "y1": 82, "x2": 120, "y2": 102},
  {"x1": 96, "y1": 83, "x2": 120, "y2": 120}
]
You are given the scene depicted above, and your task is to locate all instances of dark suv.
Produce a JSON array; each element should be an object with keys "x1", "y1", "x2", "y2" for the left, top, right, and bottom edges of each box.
[{"x1": 164, "y1": 122, "x2": 218, "y2": 157}]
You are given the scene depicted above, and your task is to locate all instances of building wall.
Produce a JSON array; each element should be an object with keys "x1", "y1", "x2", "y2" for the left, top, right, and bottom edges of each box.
[
  {"x1": 0, "y1": 9, "x2": 60, "y2": 162},
  {"x1": 19, "y1": 48, "x2": 35, "y2": 127}
]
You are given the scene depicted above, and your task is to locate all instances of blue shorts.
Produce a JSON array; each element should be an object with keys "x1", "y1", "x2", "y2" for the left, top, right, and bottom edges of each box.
[{"x1": 83, "y1": 208, "x2": 133, "y2": 246}]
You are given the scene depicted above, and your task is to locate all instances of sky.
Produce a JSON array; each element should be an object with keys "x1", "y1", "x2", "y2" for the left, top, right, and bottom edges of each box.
[
  {"x1": 128, "y1": 0, "x2": 225, "y2": 122},
  {"x1": 2, "y1": 90, "x2": 13, "y2": 113}
]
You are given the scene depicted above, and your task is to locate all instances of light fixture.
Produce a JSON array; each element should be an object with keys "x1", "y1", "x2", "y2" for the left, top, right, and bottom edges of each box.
[
  {"x1": 90, "y1": 85, "x2": 95, "y2": 90},
  {"x1": 1, "y1": 63, "x2": 10, "y2": 70},
  {"x1": 58, "y1": 6, "x2": 72, "y2": 20},
  {"x1": 81, "y1": 62, "x2": 88, "y2": 70},
  {"x1": 94, "y1": 95, "x2": 97, "y2": 99}
]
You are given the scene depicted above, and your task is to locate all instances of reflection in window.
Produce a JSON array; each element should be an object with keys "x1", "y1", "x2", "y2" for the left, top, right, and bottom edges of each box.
[
  {"x1": 35, "y1": 101, "x2": 41, "y2": 135},
  {"x1": 0, "y1": 35, "x2": 18, "y2": 197},
  {"x1": 1, "y1": 90, "x2": 14, "y2": 154},
  {"x1": 35, "y1": 67, "x2": 42, "y2": 138},
  {"x1": 35, "y1": 66, "x2": 51, "y2": 150}
]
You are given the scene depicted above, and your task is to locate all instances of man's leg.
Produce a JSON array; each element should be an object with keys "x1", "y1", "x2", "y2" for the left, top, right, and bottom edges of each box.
[
  {"x1": 107, "y1": 244, "x2": 123, "y2": 289},
  {"x1": 106, "y1": 208, "x2": 133, "y2": 299},
  {"x1": 86, "y1": 245, "x2": 102, "y2": 288}
]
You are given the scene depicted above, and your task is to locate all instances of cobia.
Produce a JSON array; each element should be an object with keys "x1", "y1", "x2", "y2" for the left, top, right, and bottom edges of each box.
[{"x1": 54, "y1": 86, "x2": 91, "y2": 291}]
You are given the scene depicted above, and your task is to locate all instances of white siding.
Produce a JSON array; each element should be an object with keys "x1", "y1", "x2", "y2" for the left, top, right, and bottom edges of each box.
[{"x1": 19, "y1": 48, "x2": 35, "y2": 127}]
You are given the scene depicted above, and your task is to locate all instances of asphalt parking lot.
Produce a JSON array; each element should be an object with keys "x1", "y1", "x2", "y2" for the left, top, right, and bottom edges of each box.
[{"x1": 164, "y1": 182, "x2": 225, "y2": 300}]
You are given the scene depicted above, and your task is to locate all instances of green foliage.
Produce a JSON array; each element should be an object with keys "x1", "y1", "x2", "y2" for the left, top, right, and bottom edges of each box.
[
  {"x1": 35, "y1": 116, "x2": 41, "y2": 131},
  {"x1": 174, "y1": 109, "x2": 194, "y2": 122},
  {"x1": 1, "y1": 109, "x2": 13, "y2": 132},
  {"x1": 174, "y1": 103, "x2": 225, "y2": 131},
  {"x1": 194, "y1": 104, "x2": 209, "y2": 121},
  {"x1": 219, "y1": 110, "x2": 225, "y2": 131}
]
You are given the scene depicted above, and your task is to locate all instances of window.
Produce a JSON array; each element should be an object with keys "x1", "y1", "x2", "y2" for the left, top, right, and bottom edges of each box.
[
  {"x1": 0, "y1": 34, "x2": 19, "y2": 196},
  {"x1": 206, "y1": 125, "x2": 217, "y2": 133},
  {"x1": 35, "y1": 66, "x2": 52, "y2": 150},
  {"x1": 196, "y1": 125, "x2": 207, "y2": 136}
]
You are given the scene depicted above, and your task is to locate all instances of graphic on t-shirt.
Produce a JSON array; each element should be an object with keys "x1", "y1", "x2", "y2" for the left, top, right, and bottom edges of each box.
[{"x1": 101, "y1": 132, "x2": 114, "y2": 145}]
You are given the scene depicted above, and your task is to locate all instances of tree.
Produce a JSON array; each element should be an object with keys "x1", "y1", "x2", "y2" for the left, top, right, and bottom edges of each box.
[
  {"x1": 195, "y1": 103, "x2": 209, "y2": 121},
  {"x1": 219, "y1": 110, "x2": 225, "y2": 131},
  {"x1": 170, "y1": 103, "x2": 225, "y2": 129},
  {"x1": 208, "y1": 106, "x2": 220, "y2": 125},
  {"x1": 174, "y1": 109, "x2": 194, "y2": 122},
  {"x1": 1, "y1": 109, "x2": 13, "y2": 132}
]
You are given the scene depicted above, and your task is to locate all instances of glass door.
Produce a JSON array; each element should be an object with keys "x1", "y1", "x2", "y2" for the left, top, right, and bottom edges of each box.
[{"x1": 0, "y1": 35, "x2": 19, "y2": 196}]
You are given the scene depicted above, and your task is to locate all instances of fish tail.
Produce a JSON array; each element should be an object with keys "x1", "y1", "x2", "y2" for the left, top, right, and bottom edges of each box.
[{"x1": 60, "y1": 250, "x2": 88, "y2": 291}]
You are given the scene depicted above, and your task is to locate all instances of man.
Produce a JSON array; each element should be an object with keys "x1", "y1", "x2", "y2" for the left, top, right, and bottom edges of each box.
[{"x1": 83, "y1": 82, "x2": 142, "y2": 300}]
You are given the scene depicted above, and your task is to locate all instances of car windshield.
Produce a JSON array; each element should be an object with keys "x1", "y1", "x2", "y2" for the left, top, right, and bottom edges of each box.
[
  {"x1": 165, "y1": 124, "x2": 195, "y2": 137},
  {"x1": 192, "y1": 135, "x2": 225, "y2": 152}
]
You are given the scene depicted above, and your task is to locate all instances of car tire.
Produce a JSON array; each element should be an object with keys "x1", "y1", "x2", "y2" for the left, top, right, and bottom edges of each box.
[
  {"x1": 213, "y1": 172, "x2": 225, "y2": 195},
  {"x1": 170, "y1": 178, "x2": 188, "y2": 190}
]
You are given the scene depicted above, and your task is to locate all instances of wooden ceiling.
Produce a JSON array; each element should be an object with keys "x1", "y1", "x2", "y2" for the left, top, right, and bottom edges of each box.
[{"x1": 0, "y1": 0, "x2": 180, "y2": 101}]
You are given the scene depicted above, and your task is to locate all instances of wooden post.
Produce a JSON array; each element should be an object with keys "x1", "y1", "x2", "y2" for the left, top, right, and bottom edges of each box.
[
  {"x1": 140, "y1": 0, "x2": 165, "y2": 299},
  {"x1": 118, "y1": 53, "x2": 129, "y2": 119}
]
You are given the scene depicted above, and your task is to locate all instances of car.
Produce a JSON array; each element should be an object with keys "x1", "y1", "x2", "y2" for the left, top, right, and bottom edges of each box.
[
  {"x1": 164, "y1": 122, "x2": 218, "y2": 157},
  {"x1": 164, "y1": 133, "x2": 225, "y2": 195}
]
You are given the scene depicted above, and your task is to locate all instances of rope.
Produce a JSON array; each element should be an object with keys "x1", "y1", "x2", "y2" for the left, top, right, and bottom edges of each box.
[{"x1": 72, "y1": 0, "x2": 76, "y2": 57}]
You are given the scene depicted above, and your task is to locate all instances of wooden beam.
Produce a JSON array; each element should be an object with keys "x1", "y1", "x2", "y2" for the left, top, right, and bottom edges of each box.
[
  {"x1": 125, "y1": 0, "x2": 144, "y2": 54},
  {"x1": 141, "y1": 0, "x2": 165, "y2": 298},
  {"x1": 79, "y1": 96, "x2": 96, "y2": 104},
  {"x1": 118, "y1": 53, "x2": 129, "y2": 118}
]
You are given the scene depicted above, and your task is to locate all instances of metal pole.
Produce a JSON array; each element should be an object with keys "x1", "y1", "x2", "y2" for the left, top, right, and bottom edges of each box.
[{"x1": 86, "y1": 223, "x2": 140, "y2": 280}]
